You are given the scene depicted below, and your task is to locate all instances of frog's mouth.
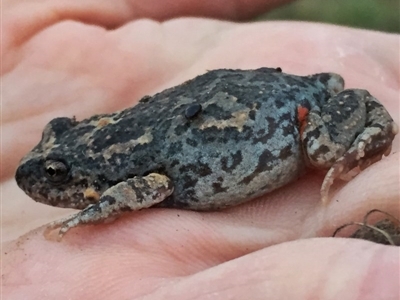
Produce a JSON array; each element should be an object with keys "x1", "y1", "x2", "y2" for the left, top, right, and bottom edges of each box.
[
  {"x1": 16, "y1": 166, "x2": 100, "y2": 210},
  {"x1": 37, "y1": 183, "x2": 103, "y2": 209},
  {"x1": 17, "y1": 182, "x2": 92, "y2": 209}
]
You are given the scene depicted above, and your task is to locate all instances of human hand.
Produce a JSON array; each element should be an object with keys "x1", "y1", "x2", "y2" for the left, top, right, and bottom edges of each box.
[{"x1": 2, "y1": 0, "x2": 399, "y2": 299}]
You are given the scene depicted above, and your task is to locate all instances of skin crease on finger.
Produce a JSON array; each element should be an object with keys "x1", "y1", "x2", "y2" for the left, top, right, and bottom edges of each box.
[{"x1": 2, "y1": 7, "x2": 400, "y2": 300}]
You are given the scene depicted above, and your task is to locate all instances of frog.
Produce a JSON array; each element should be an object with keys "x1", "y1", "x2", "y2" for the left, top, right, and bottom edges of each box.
[{"x1": 15, "y1": 67, "x2": 398, "y2": 240}]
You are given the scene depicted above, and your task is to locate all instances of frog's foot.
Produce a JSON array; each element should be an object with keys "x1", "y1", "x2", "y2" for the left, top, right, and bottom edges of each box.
[
  {"x1": 321, "y1": 121, "x2": 398, "y2": 204},
  {"x1": 301, "y1": 89, "x2": 398, "y2": 205},
  {"x1": 45, "y1": 173, "x2": 174, "y2": 241}
]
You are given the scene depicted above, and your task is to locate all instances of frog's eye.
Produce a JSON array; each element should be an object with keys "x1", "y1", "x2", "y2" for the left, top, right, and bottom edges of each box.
[{"x1": 44, "y1": 160, "x2": 69, "y2": 183}]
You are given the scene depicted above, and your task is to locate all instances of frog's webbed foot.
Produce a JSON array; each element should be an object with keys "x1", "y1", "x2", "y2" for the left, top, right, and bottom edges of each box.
[
  {"x1": 45, "y1": 173, "x2": 174, "y2": 241},
  {"x1": 301, "y1": 89, "x2": 398, "y2": 204}
]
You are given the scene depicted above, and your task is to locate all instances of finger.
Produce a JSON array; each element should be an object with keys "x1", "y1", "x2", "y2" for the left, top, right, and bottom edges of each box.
[
  {"x1": 3, "y1": 0, "x2": 294, "y2": 52},
  {"x1": 141, "y1": 239, "x2": 400, "y2": 300},
  {"x1": 3, "y1": 237, "x2": 399, "y2": 299}
]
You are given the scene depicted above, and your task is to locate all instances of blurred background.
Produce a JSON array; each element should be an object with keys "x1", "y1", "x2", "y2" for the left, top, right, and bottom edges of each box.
[{"x1": 258, "y1": 0, "x2": 399, "y2": 33}]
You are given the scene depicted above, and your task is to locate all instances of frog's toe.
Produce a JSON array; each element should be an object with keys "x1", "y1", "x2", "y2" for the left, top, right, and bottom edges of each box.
[
  {"x1": 356, "y1": 125, "x2": 397, "y2": 167},
  {"x1": 57, "y1": 220, "x2": 76, "y2": 241},
  {"x1": 320, "y1": 157, "x2": 347, "y2": 205},
  {"x1": 44, "y1": 214, "x2": 79, "y2": 241},
  {"x1": 321, "y1": 126, "x2": 397, "y2": 204},
  {"x1": 320, "y1": 142, "x2": 370, "y2": 204}
]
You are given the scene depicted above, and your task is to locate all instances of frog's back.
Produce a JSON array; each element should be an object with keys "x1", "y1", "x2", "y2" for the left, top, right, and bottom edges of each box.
[{"x1": 133, "y1": 68, "x2": 333, "y2": 209}]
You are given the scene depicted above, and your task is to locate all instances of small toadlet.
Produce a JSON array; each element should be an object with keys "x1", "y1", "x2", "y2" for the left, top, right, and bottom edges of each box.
[{"x1": 15, "y1": 68, "x2": 398, "y2": 240}]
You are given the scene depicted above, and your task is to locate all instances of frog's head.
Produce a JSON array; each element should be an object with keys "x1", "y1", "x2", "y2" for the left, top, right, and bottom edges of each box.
[{"x1": 15, "y1": 117, "x2": 108, "y2": 209}]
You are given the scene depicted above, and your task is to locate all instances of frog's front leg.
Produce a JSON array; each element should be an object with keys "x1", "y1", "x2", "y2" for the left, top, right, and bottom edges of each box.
[
  {"x1": 46, "y1": 173, "x2": 174, "y2": 240},
  {"x1": 301, "y1": 89, "x2": 398, "y2": 204}
]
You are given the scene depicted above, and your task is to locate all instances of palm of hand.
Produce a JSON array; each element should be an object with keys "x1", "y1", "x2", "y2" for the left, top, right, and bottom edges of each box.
[{"x1": 2, "y1": 1, "x2": 399, "y2": 299}]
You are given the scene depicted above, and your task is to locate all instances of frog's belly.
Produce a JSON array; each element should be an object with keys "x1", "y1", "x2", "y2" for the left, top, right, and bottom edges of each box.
[{"x1": 158, "y1": 139, "x2": 306, "y2": 210}]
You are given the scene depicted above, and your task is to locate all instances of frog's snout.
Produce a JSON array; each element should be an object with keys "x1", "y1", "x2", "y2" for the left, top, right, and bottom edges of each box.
[{"x1": 15, "y1": 162, "x2": 30, "y2": 188}]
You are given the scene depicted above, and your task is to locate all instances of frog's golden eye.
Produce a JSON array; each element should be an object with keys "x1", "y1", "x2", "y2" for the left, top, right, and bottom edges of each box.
[{"x1": 44, "y1": 160, "x2": 69, "y2": 183}]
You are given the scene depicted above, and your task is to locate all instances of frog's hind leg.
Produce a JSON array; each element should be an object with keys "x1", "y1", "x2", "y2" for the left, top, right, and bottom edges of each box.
[
  {"x1": 46, "y1": 173, "x2": 174, "y2": 240},
  {"x1": 301, "y1": 89, "x2": 398, "y2": 204}
]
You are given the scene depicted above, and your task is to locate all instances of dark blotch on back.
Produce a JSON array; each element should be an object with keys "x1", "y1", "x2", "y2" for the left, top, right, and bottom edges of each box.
[
  {"x1": 186, "y1": 138, "x2": 198, "y2": 147},
  {"x1": 279, "y1": 145, "x2": 293, "y2": 160},
  {"x1": 168, "y1": 141, "x2": 183, "y2": 155},
  {"x1": 249, "y1": 110, "x2": 256, "y2": 121},
  {"x1": 181, "y1": 174, "x2": 199, "y2": 190},
  {"x1": 221, "y1": 150, "x2": 243, "y2": 172},
  {"x1": 240, "y1": 149, "x2": 276, "y2": 184},
  {"x1": 179, "y1": 162, "x2": 212, "y2": 177},
  {"x1": 212, "y1": 182, "x2": 228, "y2": 194},
  {"x1": 174, "y1": 124, "x2": 190, "y2": 136}
]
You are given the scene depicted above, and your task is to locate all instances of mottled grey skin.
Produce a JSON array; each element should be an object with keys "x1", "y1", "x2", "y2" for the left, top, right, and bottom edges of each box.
[{"x1": 15, "y1": 68, "x2": 398, "y2": 239}]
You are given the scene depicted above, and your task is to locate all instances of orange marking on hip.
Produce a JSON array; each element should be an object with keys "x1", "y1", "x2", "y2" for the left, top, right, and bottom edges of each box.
[{"x1": 297, "y1": 106, "x2": 309, "y2": 136}]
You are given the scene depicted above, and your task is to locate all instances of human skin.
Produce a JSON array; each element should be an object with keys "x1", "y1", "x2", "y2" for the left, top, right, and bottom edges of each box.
[{"x1": 2, "y1": 0, "x2": 399, "y2": 299}]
